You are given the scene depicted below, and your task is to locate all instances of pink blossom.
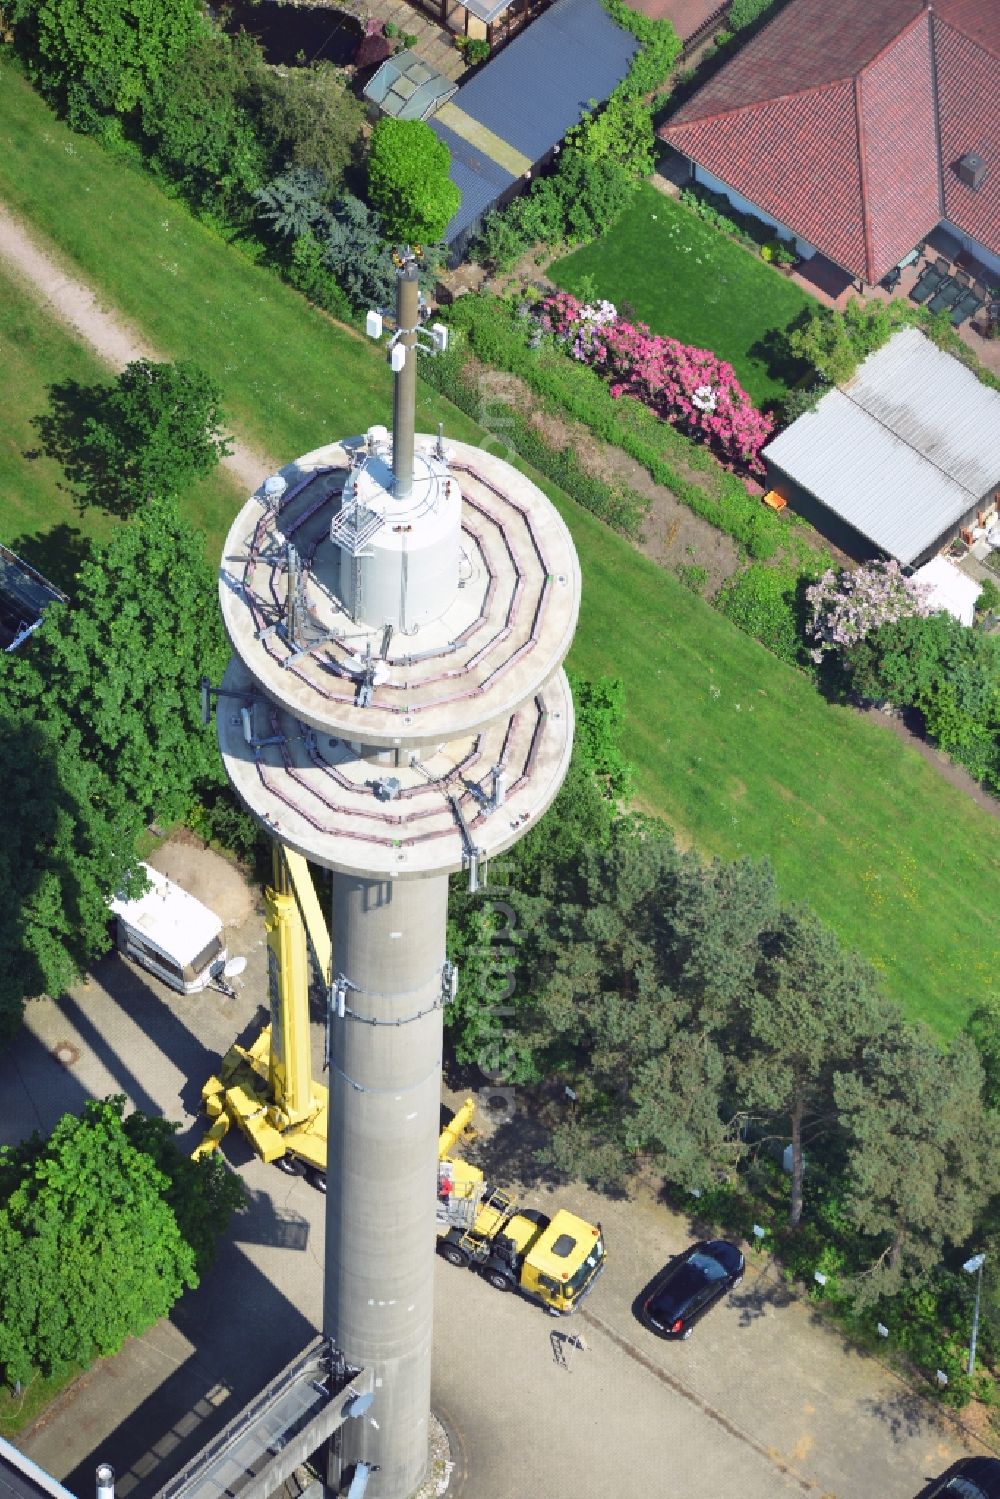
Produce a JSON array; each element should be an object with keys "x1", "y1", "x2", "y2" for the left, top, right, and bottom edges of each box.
[{"x1": 533, "y1": 292, "x2": 774, "y2": 470}]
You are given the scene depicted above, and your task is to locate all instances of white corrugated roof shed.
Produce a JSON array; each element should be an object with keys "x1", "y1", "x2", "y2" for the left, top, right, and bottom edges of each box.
[
  {"x1": 763, "y1": 328, "x2": 1000, "y2": 565},
  {"x1": 912, "y1": 555, "x2": 982, "y2": 626}
]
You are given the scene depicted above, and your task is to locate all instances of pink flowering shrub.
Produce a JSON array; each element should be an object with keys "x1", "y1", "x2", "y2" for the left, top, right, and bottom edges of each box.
[
  {"x1": 805, "y1": 560, "x2": 933, "y2": 665},
  {"x1": 535, "y1": 290, "x2": 774, "y2": 470}
]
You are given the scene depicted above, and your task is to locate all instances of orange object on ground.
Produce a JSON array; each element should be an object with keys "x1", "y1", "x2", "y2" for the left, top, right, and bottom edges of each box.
[{"x1": 763, "y1": 490, "x2": 788, "y2": 512}]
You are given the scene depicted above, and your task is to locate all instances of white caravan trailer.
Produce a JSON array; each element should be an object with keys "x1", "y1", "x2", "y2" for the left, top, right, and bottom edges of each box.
[{"x1": 110, "y1": 863, "x2": 227, "y2": 994}]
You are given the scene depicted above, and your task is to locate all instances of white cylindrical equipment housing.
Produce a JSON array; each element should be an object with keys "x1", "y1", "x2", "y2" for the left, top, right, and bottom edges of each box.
[{"x1": 334, "y1": 437, "x2": 461, "y2": 631}]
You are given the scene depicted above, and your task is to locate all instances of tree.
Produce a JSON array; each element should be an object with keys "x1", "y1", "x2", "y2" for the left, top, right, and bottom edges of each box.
[
  {"x1": 0, "y1": 501, "x2": 225, "y2": 1035},
  {"x1": 141, "y1": 30, "x2": 268, "y2": 214},
  {"x1": 38, "y1": 360, "x2": 233, "y2": 518},
  {"x1": 366, "y1": 118, "x2": 460, "y2": 245},
  {"x1": 5, "y1": 497, "x2": 229, "y2": 827},
  {"x1": 566, "y1": 93, "x2": 656, "y2": 179},
  {"x1": 256, "y1": 167, "x2": 333, "y2": 242},
  {"x1": 734, "y1": 907, "x2": 885, "y2": 1227},
  {"x1": 13, "y1": 0, "x2": 204, "y2": 119},
  {"x1": 966, "y1": 996, "x2": 1000, "y2": 1111},
  {"x1": 805, "y1": 560, "x2": 932, "y2": 667},
  {"x1": 845, "y1": 612, "x2": 1000, "y2": 790},
  {"x1": 786, "y1": 298, "x2": 910, "y2": 386},
  {"x1": 514, "y1": 832, "x2": 773, "y2": 1191},
  {"x1": 122, "y1": 1109, "x2": 248, "y2": 1274},
  {"x1": 0, "y1": 1098, "x2": 198, "y2": 1387},
  {"x1": 321, "y1": 196, "x2": 396, "y2": 310},
  {"x1": 0, "y1": 707, "x2": 142, "y2": 1044},
  {"x1": 548, "y1": 149, "x2": 636, "y2": 243},
  {"x1": 254, "y1": 62, "x2": 365, "y2": 189},
  {"x1": 834, "y1": 1024, "x2": 998, "y2": 1302}
]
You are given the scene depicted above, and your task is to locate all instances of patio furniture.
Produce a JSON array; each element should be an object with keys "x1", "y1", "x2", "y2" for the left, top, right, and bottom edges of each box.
[
  {"x1": 949, "y1": 291, "x2": 984, "y2": 326},
  {"x1": 911, "y1": 263, "x2": 947, "y2": 303},
  {"x1": 927, "y1": 277, "x2": 964, "y2": 314},
  {"x1": 880, "y1": 265, "x2": 902, "y2": 291},
  {"x1": 955, "y1": 270, "x2": 972, "y2": 288},
  {"x1": 934, "y1": 256, "x2": 951, "y2": 275}
]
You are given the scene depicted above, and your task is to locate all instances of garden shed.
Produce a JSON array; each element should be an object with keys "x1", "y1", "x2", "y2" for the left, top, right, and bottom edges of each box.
[
  {"x1": 429, "y1": 0, "x2": 637, "y2": 258},
  {"x1": 762, "y1": 328, "x2": 1000, "y2": 567}
]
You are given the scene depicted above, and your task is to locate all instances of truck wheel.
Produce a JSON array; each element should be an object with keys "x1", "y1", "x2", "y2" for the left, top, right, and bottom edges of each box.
[
  {"x1": 274, "y1": 1154, "x2": 305, "y2": 1177},
  {"x1": 485, "y1": 1269, "x2": 512, "y2": 1293},
  {"x1": 440, "y1": 1242, "x2": 469, "y2": 1269},
  {"x1": 306, "y1": 1168, "x2": 326, "y2": 1194}
]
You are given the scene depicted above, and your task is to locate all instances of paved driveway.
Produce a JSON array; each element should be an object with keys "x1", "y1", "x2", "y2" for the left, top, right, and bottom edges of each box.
[{"x1": 1, "y1": 921, "x2": 991, "y2": 1499}]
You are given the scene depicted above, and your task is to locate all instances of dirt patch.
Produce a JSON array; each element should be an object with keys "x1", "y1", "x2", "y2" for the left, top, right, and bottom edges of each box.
[
  {"x1": 147, "y1": 833, "x2": 258, "y2": 931},
  {"x1": 462, "y1": 354, "x2": 741, "y2": 598}
]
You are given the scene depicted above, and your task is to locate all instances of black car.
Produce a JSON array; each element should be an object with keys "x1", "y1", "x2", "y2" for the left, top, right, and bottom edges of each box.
[
  {"x1": 926, "y1": 1458, "x2": 1000, "y2": 1499},
  {"x1": 642, "y1": 1238, "x2": 745, "y2": 1339}
]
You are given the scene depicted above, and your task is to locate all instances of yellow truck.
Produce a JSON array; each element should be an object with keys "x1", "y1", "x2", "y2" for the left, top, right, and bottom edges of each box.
[{"x1": 436, "y1": 1100, "x2": 606, "y2": 1315}]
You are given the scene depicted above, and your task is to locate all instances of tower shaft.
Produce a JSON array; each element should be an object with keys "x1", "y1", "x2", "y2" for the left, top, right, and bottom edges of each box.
[{"x1": 323, "y1": 874, "x2": 447, "y2": 1497}]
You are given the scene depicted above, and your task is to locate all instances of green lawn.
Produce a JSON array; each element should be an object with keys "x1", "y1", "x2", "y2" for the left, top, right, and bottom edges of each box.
[
  {"x1": 550, "y1": 184, "x2": 814, "y2": 407},
  {"x1": 0, "y1": 60, "x2": 996, "y2": 1034},
  {"x1": 0, "y1": 267, "x2": 241, "y2": 586}
]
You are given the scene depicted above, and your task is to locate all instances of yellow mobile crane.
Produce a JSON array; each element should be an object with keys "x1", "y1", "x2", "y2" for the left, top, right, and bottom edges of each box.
[
  {"x1": 194, "y1": 846, "x2": 331, "y2": 1189},
  {"x1": 436, "y1": 1101, "x2": 606, "y2": 1315},
  {"x1": 195, "y1": 856, "x2": 608, "y2": 1314}
]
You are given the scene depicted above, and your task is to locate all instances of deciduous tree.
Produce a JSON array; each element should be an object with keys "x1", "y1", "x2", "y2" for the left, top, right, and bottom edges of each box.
[
  {"x1": 366, "y1": 118, "x2": 460, "y2": 245},
  {"x1": 13, "y1": 0, "x2": 204, "y2": 118},
  {"x1": 141, "y1": 30, "x2": 267, "y2": 214},
  {"x1": 0, "y1": 708, "x2": 141, "y2": 1043},
  {"x1": 38, "y1": 360, "x2": 233, "y2": 518},
  {"x1": 0, "y1": 1098, "x2": 198, "y2": 1387},
  {"x1": 14, "y1": 496, "x2": 228, "y2": 825}
]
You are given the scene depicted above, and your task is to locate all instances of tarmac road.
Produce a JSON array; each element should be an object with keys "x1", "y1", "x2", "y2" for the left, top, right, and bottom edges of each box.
[{"x1": 0, "y1": 876, "x2": 992, "y2": 1499}]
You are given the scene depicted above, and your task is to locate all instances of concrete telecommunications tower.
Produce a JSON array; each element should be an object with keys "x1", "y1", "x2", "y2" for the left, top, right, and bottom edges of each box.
[{"x1": 215, "y1": 253, "x2": 580, "y2": 1496}]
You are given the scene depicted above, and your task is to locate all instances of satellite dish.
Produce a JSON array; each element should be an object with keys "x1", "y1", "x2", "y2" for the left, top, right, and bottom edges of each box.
[
  {"x1": 223, "y1": 956, "x2": 247, "y2": 979},
  {"x1": 344, "y1": 1390, "x2": 374, "y2": 1420}
]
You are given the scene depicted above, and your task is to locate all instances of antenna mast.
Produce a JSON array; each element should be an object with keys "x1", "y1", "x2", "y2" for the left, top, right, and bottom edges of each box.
[{"x1": 391, "y1": 253, "x2": 420, "y2": 501}]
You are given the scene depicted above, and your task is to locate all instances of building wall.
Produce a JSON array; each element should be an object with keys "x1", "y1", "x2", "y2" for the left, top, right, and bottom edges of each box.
[
  {"x1": 693, "y1": 165, "x2": 818, "y2": 259},
  {"x1": 941, "y1": 220, "x2": 1000, "y2": 282},
  {"x1": 764, "y1": 465, "x2": 997, "y2": 568}
]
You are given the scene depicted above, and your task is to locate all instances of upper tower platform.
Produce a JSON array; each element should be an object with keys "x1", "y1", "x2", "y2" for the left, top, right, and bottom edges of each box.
[{"x1": 217, "y1": 432, "x2": 581, "y2": 879}]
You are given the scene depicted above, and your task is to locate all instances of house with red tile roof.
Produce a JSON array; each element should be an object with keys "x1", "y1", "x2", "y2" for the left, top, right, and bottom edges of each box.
[{"x1": 658, "y1": 0, "x2": 999, "y2": 286}]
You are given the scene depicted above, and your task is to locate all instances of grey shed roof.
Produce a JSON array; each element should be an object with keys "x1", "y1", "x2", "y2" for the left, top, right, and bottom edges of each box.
[
  {"x1": 432, "y1": 0, "x2": 637, "y2": 243},
  {"x1": 451, "y1": 0, "x2": 637, "y2": 164},
  {"x1": 763, "y1": 327, "x2": 1000, "y2": 565},
  {"x1": 430, "y1": 120, "x2": 516, "y2": 244},
  {"x1": 363, "y1": 51, "x2": 457, "y2": 120}
]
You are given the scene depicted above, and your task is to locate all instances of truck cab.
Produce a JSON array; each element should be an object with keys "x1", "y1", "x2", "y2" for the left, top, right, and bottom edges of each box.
[{"x1": 515, "y1": 1209, "x2": 605, "y2": 1313}]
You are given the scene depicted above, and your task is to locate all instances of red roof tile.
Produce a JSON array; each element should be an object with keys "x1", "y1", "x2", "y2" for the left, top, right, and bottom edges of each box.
[
  {"x1": 935, "y1": 14, "x2": 1000, "y2": 259},
  {"x1": 659, "y1": 0, "x2": 999, "y2": 282}
]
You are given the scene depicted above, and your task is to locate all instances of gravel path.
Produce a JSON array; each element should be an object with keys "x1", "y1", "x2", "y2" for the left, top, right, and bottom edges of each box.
[{"x1": 0, "y1": 202, "x2": 278, "y2": 494}]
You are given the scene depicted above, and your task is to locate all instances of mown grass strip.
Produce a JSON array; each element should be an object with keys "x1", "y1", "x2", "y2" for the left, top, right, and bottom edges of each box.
[{"x1": 0, "y1": 60, "x2": 996, "y2": 1032}]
